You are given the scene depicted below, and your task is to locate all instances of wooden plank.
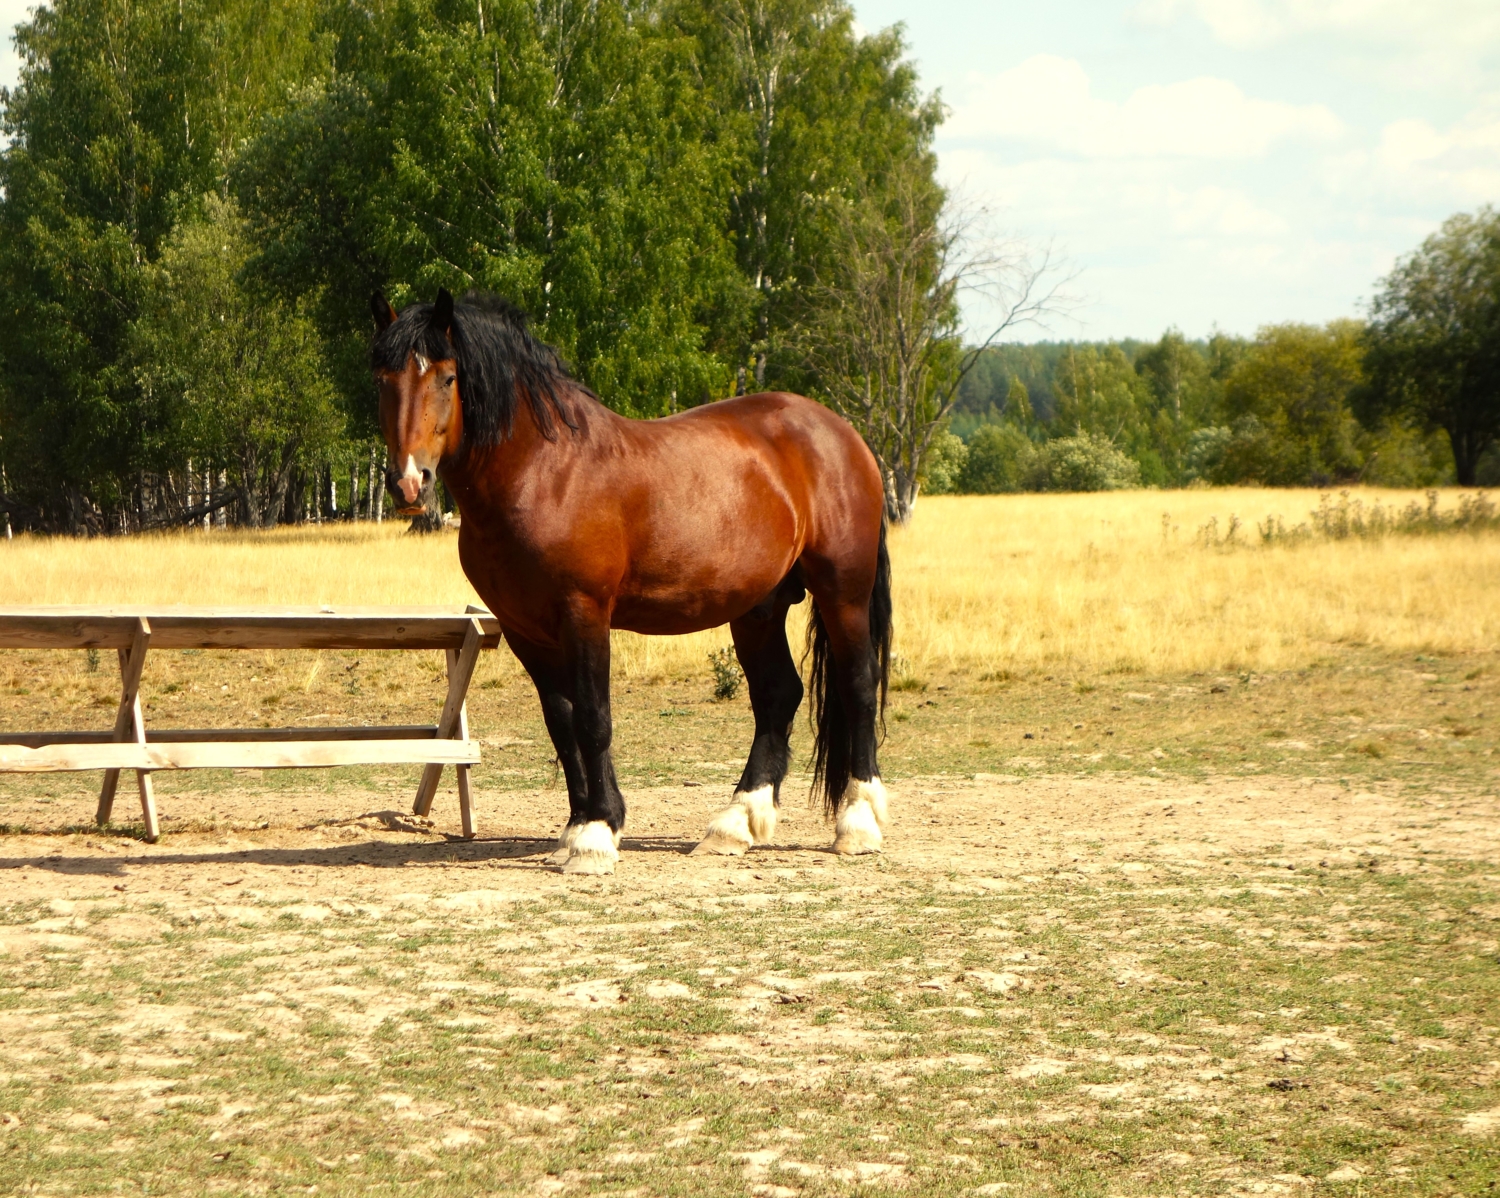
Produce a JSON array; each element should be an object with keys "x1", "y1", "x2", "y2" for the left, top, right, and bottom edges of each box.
[
  {"x1": 0, "y1": 725, "x2": 443, "y2": 747},
  {"x1": 0, "y1": 606, "x2": 502, "y2": 651},
  {"x1": 95, "y1": 648, "x2": 128, "y2": 824},
  {"x1": 0, "y1": 739, "x2": 480, "y2": 773},
  {"x1": 97, "y1": 619, "x2": 151, "y2": 826},
  {"x1": 455, "y1": 697, "x2": 475, "y2": 840},
  {"x1": 413, "y1": 618, "x2": 484, "y2": 818}
]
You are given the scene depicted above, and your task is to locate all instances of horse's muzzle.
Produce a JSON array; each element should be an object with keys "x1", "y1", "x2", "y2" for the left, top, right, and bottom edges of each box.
[{"x1": 385, "y1": 465, "x2": 433, "y2": 516}]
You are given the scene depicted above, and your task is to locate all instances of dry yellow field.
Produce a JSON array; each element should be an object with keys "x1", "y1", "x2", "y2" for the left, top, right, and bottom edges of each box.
[
  {"x1": 3, "y1": 491, "x2": 1500, "y2": 1198},
  {"x1": 0, "y1": 487, "x2": 1495, "y2": 678}
]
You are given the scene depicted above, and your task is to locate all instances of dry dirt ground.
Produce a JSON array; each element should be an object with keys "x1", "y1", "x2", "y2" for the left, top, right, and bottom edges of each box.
[{"x1": 2, "y1": 769, "x2": 1499, "y2": 1196}]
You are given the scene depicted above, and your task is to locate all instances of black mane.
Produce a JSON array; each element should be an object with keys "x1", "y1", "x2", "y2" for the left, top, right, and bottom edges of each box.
[{"x1": 371, "y1": 292, "x2": 582, "y2": 445}]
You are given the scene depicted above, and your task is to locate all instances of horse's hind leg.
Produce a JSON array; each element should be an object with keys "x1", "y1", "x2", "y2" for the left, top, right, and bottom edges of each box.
[
  {"x1": 693, "y1": 587, "x2": 804, "y2": 855},
  {"x1": 816, "y1": 597, "x2": 888, "y2": 855}
]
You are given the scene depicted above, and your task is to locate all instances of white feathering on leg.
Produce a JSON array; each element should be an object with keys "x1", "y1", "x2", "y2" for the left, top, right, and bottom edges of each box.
[
  {"x1": 545, "y1": 821, "x2": 582, "y2": 866},
  {"x1": 740, "y1": 785, "x2": 777, "y2": 844},
  {"x1": 832, "y1": 778, "x2": 887, "y2": 856},
  {"x1": 864, "y1": 776, "x2": 889, "y2": 830},
  {"x1": 691, "y1": 800, "x2": 753, "y2": 855},
  {"x1": 561, "y1": 819, "x2": 618, "y2": 875}
]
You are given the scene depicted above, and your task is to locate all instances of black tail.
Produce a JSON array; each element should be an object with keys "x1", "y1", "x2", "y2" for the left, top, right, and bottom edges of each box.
[{"x1": 808, "y1": 516, "x2": 893, "y2": 818}]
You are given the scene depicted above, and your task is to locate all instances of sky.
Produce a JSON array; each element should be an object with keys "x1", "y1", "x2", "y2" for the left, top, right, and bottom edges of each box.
[
  {"x1": 3, "y1": 1, "x2": 1497, "y2": 341},
  {"x1": 851, "y1": 0, "x2": 1500, "y2": 341}
]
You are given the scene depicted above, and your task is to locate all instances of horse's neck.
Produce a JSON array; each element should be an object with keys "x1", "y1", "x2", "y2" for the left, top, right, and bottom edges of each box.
[{"x1": 445, "y1": 384, "x2": 617, "y2": 514}]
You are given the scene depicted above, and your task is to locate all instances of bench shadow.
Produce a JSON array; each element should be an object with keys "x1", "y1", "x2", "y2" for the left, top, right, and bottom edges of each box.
[{"x1": 0, "y1": 833, "x2": 719, "y2": 877}]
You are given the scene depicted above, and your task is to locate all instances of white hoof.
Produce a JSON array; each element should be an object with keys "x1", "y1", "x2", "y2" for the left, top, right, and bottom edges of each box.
[
  {"x1": 833, "y1": 778, "x2": 888, "y2": 856},
  {"x1": 546, "y1": 822, "x2": 582, "y2": 866},
  {"x1": 692, "y1": 786, "x2": 776, "y2": 855},
  {"x1": 692, "y1": 802, "x2": 752, "y2": 855},
  {"x1": 561, "y1": 820, "x2": 619, "y2": 875}
]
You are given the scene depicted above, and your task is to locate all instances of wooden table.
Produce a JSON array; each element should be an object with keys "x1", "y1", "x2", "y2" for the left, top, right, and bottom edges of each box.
[{"x1": 0, "y1": 606, "x2": 504, "y2": 841}]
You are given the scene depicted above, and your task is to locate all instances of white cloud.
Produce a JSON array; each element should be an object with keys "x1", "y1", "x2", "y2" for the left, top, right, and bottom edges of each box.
[
  {"x1": 1167, "y1": 186, "x2": 1287, "y2": 236},
  {"x1": 1320, "y1": 101, "x2": 1500, "y2": 208},
  {"x1": 936, "y1": 137, "x2": 1396, "y2": 338},
  {"x1": 945, "y1": 55, "x2": 1343, "y2": 159},
  {"x1": 1132, "y1": 0, "x2": 1500, "y2": 51}
]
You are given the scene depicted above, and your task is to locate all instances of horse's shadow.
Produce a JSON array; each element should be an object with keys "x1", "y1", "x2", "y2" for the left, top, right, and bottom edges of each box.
[{"x1": 0, "y1": 826, "x2": 709, "y2": 878}]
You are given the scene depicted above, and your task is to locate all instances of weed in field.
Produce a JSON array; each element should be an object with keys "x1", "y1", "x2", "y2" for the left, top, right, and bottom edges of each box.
[
  {"x1": 708, "y1": 645, "x2": 741, "y2": 701},
  {"x1": 890, "y1": 653, "x2": 926, "y2": 692}
]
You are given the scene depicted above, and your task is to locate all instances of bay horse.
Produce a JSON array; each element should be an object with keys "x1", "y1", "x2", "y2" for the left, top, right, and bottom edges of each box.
[{"x1": 372, "y1": 289, "x2": 892, "y2": 874}]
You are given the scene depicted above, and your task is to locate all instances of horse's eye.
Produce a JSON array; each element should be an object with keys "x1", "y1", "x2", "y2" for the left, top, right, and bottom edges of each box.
[{"x1": 443, "y1": 375, "x2": 456, "y2": 387}]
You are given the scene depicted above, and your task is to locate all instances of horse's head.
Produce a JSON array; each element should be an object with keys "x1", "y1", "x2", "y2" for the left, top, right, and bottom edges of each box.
[{"x1": 371, "y1": 288, "x2": 464, "y2": 515}]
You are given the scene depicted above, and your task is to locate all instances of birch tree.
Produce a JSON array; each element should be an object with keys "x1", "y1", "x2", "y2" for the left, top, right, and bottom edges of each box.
[{"x1": 796, "y1": 168, "x2": 1068, "y2": 523}]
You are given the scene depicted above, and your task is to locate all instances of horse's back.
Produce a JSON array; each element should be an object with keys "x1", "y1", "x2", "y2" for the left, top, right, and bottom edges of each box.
[
  {"x1": 657, "y1": 391, "x2": 881, "y2": 502},
  {"x1": 653, "y1": 391, "x2": 884, "y2": 576}
]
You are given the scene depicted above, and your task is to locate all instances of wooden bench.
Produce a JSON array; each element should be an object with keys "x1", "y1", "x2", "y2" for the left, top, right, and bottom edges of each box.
[{"x1": 0, "y1": 606, "x2": 504, "y2": 841}]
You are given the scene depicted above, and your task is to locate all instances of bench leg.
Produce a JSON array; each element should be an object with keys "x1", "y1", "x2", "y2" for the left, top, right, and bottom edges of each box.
[
  {"x1": 97, "y1": 767, "x2": 121, "y2": 826},
  {"x1": 413, "y1": 623, "x2": 482, "y2": 833},
  {"x1": 413, "y1": 762, "x2": 442, "y2": 817},
  {"x1": 137, "y1": 770, "x2": 159, "y2": 842},
  {"x1": 457, "y1": 764, "x2": 474, "y2": 840},
  {"x1": 98, "y1": 621, "x2": 153, "y2": 833}
]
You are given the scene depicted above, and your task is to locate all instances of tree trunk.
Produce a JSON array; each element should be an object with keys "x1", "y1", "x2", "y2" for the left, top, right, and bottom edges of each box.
[
  {"x1": 407, "y1": 486, "x2": 444, "y2": 534},
  {"x1": 1450, "y1": 425, "x2": 1481, "y2": 486},
  {"x1": 265, "y1": 441, "x2": 301, "y2": 528},
  {"x1": 237, "y1": 445, "x2": 261, "y2": 528},
  {"x1": 375, "y1": 449, "x2": 387, "y2": 524},
  {"x1": 884, "y1": 467, "x2": 918, "y2": 526}
]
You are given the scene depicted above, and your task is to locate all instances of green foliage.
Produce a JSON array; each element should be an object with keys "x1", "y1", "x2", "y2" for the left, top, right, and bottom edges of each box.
[
  {"x1": 941, "y1": 317, "x2": 1454, "y2": 495},
  {"x1": 960, "y1": 424, "x2": 1032, "y2": 494},
  {"x1": 0, "y1": 0, "x2": 331, "y2": 530},
  {"x1": 1363, "y1": 205, "x2": 1500, "y2": 485},
  {"x1": 920, "y1": 431, "x2": 967, "y2": 495},
  {"x1": 237, "y1": 0, "x2": 745, "y2": 419},
  {"x1": 0, "y1": 0, "x2": 943, "y2": 528},
  {"x1": 1214, "y1": 321, "x2": 1365, "y2": 486},
  {"x1": 708, "y1": 646, "x2": 742, "y2": 702},
  {"x1": 1023, "y1": 433, "x2": 1141, "y2": 492},
  {"x1": 133, "y1": 196, "x2": 343, "y2": 527},
  {"x1": 0, "y1": 0, "x2": 214, "y2": 525}
]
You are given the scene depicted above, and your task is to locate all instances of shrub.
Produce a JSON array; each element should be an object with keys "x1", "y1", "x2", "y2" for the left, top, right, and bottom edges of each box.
[
  {"x1": 922, "y1": 431, "x2": 968, "y2": 495},
  {"x1": 709, "y1": 646, "x2": 742, "y2": 701},
  {"x1": 1023, "y1": 433, "x2": 1141, "y2": 492},
  {"x1": 961, "y1": 424, "x2": 1034, "y2": 493}
]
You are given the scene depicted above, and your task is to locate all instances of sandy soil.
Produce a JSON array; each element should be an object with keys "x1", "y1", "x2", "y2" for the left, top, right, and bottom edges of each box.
[
  {"x1": 4, "y1": 770, "x2": 1499, "y2": 1196},
  {"x1": 3, "y1": 771, "x2": 1494, "y2": 911}
]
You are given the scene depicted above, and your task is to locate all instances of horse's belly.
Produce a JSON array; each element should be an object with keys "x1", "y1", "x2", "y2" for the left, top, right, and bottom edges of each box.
[
  {"x1": 610, "y1": 589, "x2": 764, "y2": 636},
  {"x1": 612, "y1": 556, "x2": 791, "y2": 635}
]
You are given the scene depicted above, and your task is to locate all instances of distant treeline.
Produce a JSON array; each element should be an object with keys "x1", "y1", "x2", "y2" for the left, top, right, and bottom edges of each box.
[
  {"x1": 0, "y1": 0, "x2": 940, "y2": 533},
  {"x1": 926, "y1": 318, "x2": 1498, "y2": 496},
  {"x1": 2, "y1": 0, "x2": 1496, "y2": 535}
]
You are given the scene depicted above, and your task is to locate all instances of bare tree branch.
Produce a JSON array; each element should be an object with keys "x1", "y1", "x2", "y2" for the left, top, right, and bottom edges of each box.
[{"x1": 793, "y1": 171, "x2": 1073, "y2": 522}]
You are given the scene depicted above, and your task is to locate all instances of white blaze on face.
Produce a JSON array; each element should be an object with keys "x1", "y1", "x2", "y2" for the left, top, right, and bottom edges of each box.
[
  {"x1": 395, "y1": 453, "x2": 427, "y2": 506},
  {"x1": 414, "y1": 353, "x2": 431, "y2": 374},
  {"x1": 401, "y1": 454, "x2": 423, "y2": 493}
]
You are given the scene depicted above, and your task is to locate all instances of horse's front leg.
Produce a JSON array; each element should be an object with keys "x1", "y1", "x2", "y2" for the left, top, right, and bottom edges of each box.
[
  {"x1": 558, "y1": 607, "x2": 626, "y2": 875},
  {"x1": 506, "y1": 635, "x2": 591, "y2": 865}
]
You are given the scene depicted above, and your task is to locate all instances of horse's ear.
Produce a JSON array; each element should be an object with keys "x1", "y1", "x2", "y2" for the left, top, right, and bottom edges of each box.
[
  {"x1": 432, "y1": 288, "x2": 455, "y2": 337},
  {"x1": 371, "y1": 291, "x2": 396, "y2": 332}
]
